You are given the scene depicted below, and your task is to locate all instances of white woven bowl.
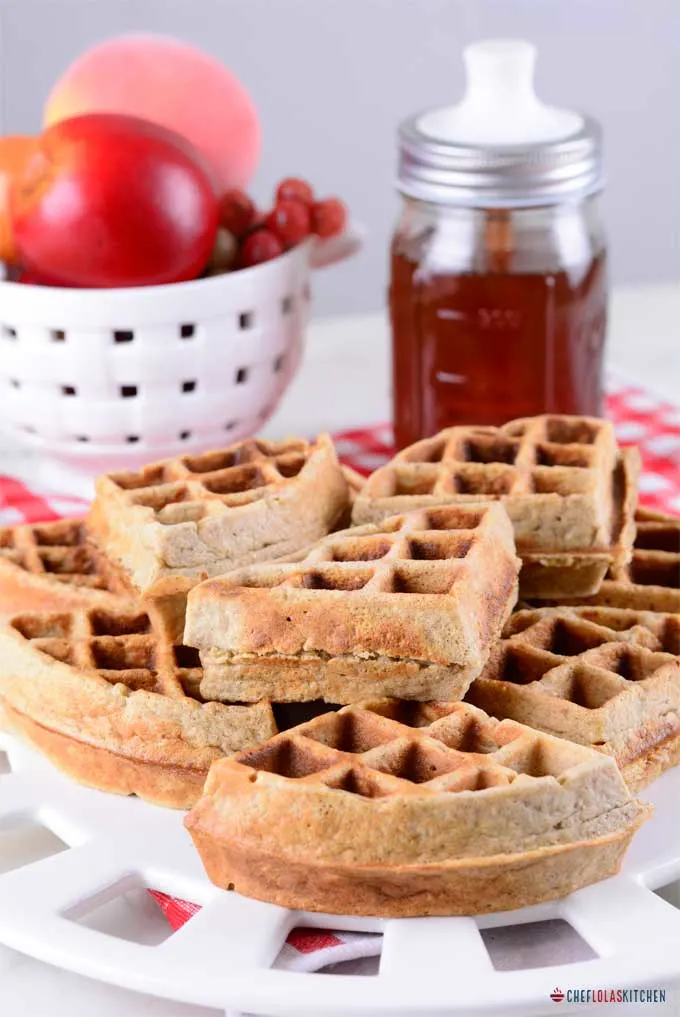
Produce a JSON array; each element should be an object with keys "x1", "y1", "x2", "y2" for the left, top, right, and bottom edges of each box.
[{"x1": 0, "y1": 229, "x2": 359, "y2": 475}]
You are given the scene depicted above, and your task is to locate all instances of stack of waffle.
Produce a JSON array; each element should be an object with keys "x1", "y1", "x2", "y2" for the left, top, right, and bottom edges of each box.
[
  {"x1": 1, "y1": 415, "x2": 677, "y2": 917},
  {"x1": 0, "y1": 434, "x2": 352, "y2": 806}
]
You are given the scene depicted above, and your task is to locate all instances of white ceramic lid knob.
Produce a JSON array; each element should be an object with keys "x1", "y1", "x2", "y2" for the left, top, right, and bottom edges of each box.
[{"x1": 418, "y1": 39, "x2": 583, "y2": 146}]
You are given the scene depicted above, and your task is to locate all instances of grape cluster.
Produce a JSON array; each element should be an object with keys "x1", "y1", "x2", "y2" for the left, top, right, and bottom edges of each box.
[{"x1": 206, "y1": 178, "x2": 347, "y2": 274}]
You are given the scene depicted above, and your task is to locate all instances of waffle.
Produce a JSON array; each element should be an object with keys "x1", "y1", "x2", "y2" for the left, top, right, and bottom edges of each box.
[
  {"x1": 353, "y1": 415, "x2": 639, "y2": 599},
  {"x1": 0, "y1": 517, "x2": 134, "y2": 620},
  {"x1": 555, "y1": 508, "x2": 679, "y2": 614},
  {"x1": 467, "y1": 610, "x2": 680, "y2": 791},
  {"x1": 0, "y1": 606, "x2": 277, "y2": 808},
  {"x1": 184, "y1": 503, "x2": 520, "y2": 705},
  {"x1": 341, "y1": 464, "x2": 366, "y2": 502},
  {"x1": 335, "y1": 464, "x2": 366, "y2": 529},
  {"x1": 88, "y1": 433, "x2": 351, "y2": 641},
  {"x1": 185, "y1": 699, "x2": 649, "y2": 917}
]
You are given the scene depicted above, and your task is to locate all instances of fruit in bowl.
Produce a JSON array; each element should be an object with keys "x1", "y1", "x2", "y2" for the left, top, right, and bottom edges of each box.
[
  {"x1": 217, "y1": 178, "x2": 348, "y2": 270},
  {"x1": 0, "y1": 135, "x2": 39, "y2": 265},
  {"x1": 44, "y1": 33, "x2": 260, "y2": 192},
  {"x1": 1, "y1": 34, "x2": 350, "y2": 288},
  {"x1": 10, "y1": 114, "x2": 219, "y2": 288}
]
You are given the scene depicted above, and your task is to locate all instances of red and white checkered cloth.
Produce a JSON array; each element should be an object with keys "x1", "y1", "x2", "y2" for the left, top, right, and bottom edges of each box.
[
  {"x1": 1, "y1": 381, "x2": 679, "y2": 528},
  {"x1": 1, "y1": 378, "x2": 679, "y2": 990}
]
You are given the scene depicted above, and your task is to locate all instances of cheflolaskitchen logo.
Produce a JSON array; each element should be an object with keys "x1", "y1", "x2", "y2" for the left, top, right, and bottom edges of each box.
[{"x1": 550, "y1": 987, "x2": 668, "y2": 1004}]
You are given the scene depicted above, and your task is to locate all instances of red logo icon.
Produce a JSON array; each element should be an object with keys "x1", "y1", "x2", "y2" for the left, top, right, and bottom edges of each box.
[{"x1": 550, "y1": 988, "x2": 565, "y2": 1003}]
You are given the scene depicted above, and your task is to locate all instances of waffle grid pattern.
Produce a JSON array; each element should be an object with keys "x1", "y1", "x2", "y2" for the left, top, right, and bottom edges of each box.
[
  {"x1": 0, "y1": 519, "x2": 111, "y2": 591},
  {"x1": 10, "y1": 608, "x2": 204, "y2": 700},
  {"x1": 106, "y1": 438, "x2": 313, "y2": 525},
  {"x1": 234, "y1": 701, "x2": 591, "y2": 799},
  {"x1": 609, "y1": 509, "x2": 680, "y2": 588},
  {"x1": 367, "y1": 416, "x2": 612, "y2": 502},
  {"x1": 471, "y1": 614, "x2": 680, "y2": 736},
  {"x1": 217, "y1": 505, "x2": 496, "y2": 597},
  {"x1": 534, "y1": 509, "x2": 680, "y2": 613}
]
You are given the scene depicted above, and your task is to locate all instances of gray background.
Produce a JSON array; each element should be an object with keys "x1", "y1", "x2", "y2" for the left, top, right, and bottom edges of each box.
[{"x1": 0, "y1": 0, "x2": 677, "y2": 315}]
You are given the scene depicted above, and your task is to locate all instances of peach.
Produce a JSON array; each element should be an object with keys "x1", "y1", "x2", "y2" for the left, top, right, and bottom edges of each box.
[{"x1": 44, "y1": 34, "x2": 260, "y2": 191}]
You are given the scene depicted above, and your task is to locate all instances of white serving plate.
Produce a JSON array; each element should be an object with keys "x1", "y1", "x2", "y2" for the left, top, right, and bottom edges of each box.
[{"x1": 0, "y1": 729, "x2": 678, "y2": 1016}]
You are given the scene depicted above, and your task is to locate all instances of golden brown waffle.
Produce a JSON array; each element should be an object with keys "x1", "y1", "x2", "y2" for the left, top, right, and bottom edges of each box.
[
  {"x1": 0, "y1": 606, "x2": 277, "y2": 807},
  {"x1": 340, "y1": 464, "x2": 366, "y2": 501},
  {"x1": 353, "y1": 415, "x2": 639, "y2": 599},
  {"x1": 185, "y1": 699, "x2": 649, "y2": 917},
  {"x1": 467, "y1": 611, "x2": 680, "y2": 791},
  {"x1": 560, "y1": 508, "x2": 679, "y2": 613},
  {"x1": 0, "y1": 517, "x2": 133, "y2": 619},
  {"x1": 507, "y1": 604, "x2": 680, "y2": 654},
  {"x1": 184, "y1": 503, "x2": 520, "y2": 704},
  {"x1": 87, "y1": 432, "x2": 351, "y2": 642},
  {"x1": 334, "y1": 465, "x2": 366, "y2": 529}
]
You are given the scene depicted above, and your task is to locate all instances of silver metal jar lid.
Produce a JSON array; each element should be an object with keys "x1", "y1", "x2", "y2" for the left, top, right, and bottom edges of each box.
[{"x1": 397, "y1": 113, "x2": 603, "y2": 208}]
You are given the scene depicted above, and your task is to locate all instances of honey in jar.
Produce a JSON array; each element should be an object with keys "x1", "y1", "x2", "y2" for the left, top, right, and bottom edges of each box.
[{"x1": 390, "y1": 40, "x2": 608, "y2": 448}]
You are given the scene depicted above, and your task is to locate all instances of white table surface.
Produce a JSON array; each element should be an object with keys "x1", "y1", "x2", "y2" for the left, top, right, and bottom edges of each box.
[{"x1": 1, "y1": 281, "x2": 679, "y2": 1017}]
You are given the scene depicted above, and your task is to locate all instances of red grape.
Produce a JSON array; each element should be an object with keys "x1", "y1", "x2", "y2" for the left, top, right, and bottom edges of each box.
[
  {"x1": 276, "y1": 177, "x2": 314, "y2": 206},
  {"x1": 219, "y1": 189, "x2": 256, "y2": 237},
  {"x1": 311, "y1": 198, "x2": 347, "y2": 238},
  {"x1": 206, "y1": 228, "x2": 238, "y2": 273},
  {"x1": 264, "y1": 199, "x2": 311, "y2": 249},
  {"x1": 239, "y1": 228, "x2": 284, "y2": 268}
]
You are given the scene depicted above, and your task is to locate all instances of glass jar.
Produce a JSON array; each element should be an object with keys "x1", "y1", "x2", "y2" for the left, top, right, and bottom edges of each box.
[
  {"x1": 390, "y1": 196, "x2": 607, "y2": 448},
  {"x1": 389, "y1": 40, "x2": 608, "y2": 448}
]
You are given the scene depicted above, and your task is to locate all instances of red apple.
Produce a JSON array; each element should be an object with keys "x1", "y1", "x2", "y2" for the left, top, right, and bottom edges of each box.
[{"x1": 10, "y1": 113, "x2": 219, "y2": 288}]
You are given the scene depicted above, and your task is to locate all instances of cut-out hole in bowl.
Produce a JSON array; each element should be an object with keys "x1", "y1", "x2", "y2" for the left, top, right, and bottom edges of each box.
[
  {"x1": 113, "y1": 330, "x2": 134, "y2": 344},
  {"x1": 275, "y1": 928, "x2": 381, "y2": 975},
  {"x1": 235, "y1": 367, "x2": 249, "y2": 384},
  {"x1": 180, "y1": 323, "x2": 195, "y2": 339},
  {"x1": 0, "y1": 750, "x2": 11, "y2": 775},
  {"x1": 61, "y1": 385, "x2": 77, "y2": 397},
  {"x1": 654, "y1": 879, "x2": 680, "y2": 910},
  {"x1": 239, "y1": 312, "x2": 253, "y2": 330},
  {"x1": 0, "y1": 821, "x2": 69, "y2": 876},
  {"x1": 481, "y1": 919, "x2": 597, "y2": 971},
  {"x1": 50, "y1": 329, "x2": 65, "y2": 342},
  {"x1": 120, "y1": 385, "x2": 138, "y2": 398},
  {"x1": 64, "y1": 875, "x2": 180, "y2": 945},
  {"x1": 182, "y1": 380, "x2": 197, "y2": 393}
]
